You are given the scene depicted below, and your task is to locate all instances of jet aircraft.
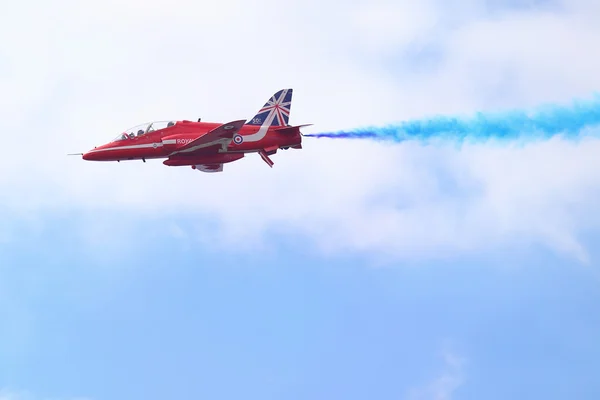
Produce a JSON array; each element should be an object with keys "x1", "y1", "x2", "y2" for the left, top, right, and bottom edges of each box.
[{"x1": 76, "y1": 89, "x2": 310, "y2": 172}]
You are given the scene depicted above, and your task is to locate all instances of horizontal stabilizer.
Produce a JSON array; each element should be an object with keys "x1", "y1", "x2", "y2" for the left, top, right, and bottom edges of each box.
[{"x1": 272, "y1": 124, "x2": 313, "y2": 135}]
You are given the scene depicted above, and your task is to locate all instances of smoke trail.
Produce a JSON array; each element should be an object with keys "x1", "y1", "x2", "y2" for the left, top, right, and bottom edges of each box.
[{"x1": 305, "y1": 96, "x2": 600, "y2": 143}]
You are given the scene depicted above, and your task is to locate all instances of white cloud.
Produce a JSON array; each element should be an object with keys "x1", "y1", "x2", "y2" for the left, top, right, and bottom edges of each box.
[
  {"x1": 348, "y1": 0, "x2": 441, "y2": 55},
  {"x1": 2, "y1": 0, "x2": 600, "y2": 263}
]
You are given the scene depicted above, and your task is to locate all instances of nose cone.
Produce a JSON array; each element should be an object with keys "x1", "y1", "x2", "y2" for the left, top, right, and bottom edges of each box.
[{"x1": 82, "y1": 150, "x2": 97, "y2": 161}]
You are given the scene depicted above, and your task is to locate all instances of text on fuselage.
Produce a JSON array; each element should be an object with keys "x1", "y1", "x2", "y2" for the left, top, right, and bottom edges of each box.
[{"x1": 176, "y1": 138, "x2": 194, "y2": 145}]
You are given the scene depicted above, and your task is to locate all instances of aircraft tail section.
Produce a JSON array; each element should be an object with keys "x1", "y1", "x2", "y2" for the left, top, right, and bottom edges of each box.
[{"x1": 247, "y1": 89, "x2": 293, "y2": 127}]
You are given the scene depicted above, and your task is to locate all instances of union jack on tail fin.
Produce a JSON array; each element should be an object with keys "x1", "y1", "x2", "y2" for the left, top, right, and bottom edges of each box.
[{"x1": 247, "y1": 89, "x2": 293, "y2": 127}]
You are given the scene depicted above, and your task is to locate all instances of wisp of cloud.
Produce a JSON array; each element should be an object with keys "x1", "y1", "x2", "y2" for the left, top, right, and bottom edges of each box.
[{"x1": 305, "y1": 96, "x2": 600, "y2": 143}]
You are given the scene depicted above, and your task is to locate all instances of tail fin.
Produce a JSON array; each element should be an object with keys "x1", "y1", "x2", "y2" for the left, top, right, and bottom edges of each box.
[{"x1": 247, "y1": 89, "x2": 293, "y2": 127}]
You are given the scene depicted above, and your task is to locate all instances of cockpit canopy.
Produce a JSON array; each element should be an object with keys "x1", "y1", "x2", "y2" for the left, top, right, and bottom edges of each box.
[{"x1": 112, "y1": 120, "x2": 176, "y2": 142}]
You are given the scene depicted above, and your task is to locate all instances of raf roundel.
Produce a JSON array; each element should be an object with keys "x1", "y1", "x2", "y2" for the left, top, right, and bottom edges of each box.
[{"x1": 233, "y1": 134, "x2": 244, "y2": 145}]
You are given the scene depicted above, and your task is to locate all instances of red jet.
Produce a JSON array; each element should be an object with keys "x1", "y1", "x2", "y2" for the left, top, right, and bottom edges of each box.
[{"x1": 78, "y1": 89, "x2": 310, "y2": 172}]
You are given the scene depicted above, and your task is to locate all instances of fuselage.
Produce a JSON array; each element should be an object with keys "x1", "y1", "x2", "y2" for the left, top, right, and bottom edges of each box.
[{"x1": 82, "y1": 119, "x2": 302, "y2": 166}]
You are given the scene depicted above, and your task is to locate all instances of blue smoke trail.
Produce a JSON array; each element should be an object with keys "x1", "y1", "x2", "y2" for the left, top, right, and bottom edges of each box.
[{"x1": 305, "y1": 96, "x2": 600, "y2": 143}]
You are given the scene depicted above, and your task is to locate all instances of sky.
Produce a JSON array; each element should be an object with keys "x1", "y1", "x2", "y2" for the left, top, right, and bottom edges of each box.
[{"x1": 1, "y1": 0, "x2": 600, "y2": 399}]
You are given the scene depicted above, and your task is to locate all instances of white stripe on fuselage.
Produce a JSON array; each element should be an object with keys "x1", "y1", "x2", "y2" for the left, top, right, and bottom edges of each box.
[
  {"x1": 87, "y1": 143, "x2": 163, "y2": 153},
  {"x1": 242, "y1": 110, "x2": 276, "y2": 142},
  {"x1": 87, "y1": 138, "x2": 179, "y2": 153}
]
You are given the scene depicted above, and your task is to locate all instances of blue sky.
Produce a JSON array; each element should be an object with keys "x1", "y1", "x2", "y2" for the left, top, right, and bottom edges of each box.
[
  {"x1": 2, "y1": 215, "x2": 600, "y2": 399},
  {"x1": 2, "y1": 1, "x2": 600, "y2": 399}
]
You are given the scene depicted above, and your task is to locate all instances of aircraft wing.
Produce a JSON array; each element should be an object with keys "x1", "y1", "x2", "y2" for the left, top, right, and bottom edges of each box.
[{"x1": 171, "y1": 119, "x2": 246, "y2": 155}]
